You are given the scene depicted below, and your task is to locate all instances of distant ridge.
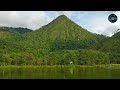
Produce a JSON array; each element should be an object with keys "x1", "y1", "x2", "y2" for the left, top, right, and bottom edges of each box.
[
  {"x1": 0, "y1": 26, "x2": 32, "y2": 34},
  {"x1": 100, "y1": 32, "x2": 120, "y2": 53}
]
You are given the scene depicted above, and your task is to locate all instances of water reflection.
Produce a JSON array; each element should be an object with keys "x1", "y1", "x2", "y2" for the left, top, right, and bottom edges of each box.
[
  {"x1": 69, "y1": 67, "x2": 73, "y2": 75},
  {"x1": 0, "y1": 66, "x2": 120, "y2": 79}
]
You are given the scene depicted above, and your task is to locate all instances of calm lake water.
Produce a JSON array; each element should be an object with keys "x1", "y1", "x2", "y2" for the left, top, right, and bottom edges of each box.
[{"x1": 0, "y1": 66, "x2": 120, "y2": 79}]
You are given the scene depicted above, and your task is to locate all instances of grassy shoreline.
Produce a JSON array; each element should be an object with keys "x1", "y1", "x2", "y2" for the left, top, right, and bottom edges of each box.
[{"x1": 0, "y1": 64, "x2": 120, "y2": 68}]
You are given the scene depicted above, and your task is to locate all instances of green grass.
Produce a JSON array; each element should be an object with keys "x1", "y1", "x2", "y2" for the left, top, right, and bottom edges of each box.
[{"x1": 0, "y1": 64, "x2": 120, "y2": 68}]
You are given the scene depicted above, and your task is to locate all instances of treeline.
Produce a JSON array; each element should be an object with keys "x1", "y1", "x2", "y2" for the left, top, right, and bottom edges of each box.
[{"x1": 0, "y1": 49, "x2": 120, "y2": 66}]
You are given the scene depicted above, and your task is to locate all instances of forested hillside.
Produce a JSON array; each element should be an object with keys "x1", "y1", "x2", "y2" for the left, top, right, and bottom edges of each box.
[
  {"x1": 0, "y1": 15, "x2": 119, "y2": 66},
  {"x1": 23, "y1": 15, "x2": 107, "y2": 51}
]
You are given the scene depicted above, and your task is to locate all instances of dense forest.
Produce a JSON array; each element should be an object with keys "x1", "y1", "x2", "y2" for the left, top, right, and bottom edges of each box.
[{"x1": 0, "y1": 15, "x2": 120, "y2": 66}]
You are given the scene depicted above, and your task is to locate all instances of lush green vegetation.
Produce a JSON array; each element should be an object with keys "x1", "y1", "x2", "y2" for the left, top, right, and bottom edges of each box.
[
  {"x1": 100, "y1": 32, "x2": 120, "y2": 53},
  {"x1": 22, "y1": 15, "x2": 107, "y2": 50},
  {"x1": 0, "y1": 15, "x2": 120, "y2": 66}
]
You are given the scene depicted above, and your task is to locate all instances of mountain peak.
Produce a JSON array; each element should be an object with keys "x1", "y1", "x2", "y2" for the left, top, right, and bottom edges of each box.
[
  {"x1": 51, "y1": 15, "x2": 70, "y2": 23},
  {"x1": 39, "y1": 15, "x2": 72, "y2": 29},
  {"x1": 30, "y1": 14, "x2": 103, "y2": 51},
  {"x1": 57, "y1": 15, "x2": 68, "y2": 18}
]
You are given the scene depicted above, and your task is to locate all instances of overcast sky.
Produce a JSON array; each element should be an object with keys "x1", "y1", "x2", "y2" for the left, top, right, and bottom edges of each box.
[{"x1": 0, "y1": 11, "x2": 119, "y2": 36}]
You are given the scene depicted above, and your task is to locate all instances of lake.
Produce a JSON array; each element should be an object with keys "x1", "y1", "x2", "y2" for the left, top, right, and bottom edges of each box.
[{"x1": 0, "y1": 65, "x2": 120, "y2": 79}]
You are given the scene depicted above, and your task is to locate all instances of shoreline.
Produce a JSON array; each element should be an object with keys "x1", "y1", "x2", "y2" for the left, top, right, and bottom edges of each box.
[{"x1": 0, "y1": 64, "x2": 120, "y2": 68}]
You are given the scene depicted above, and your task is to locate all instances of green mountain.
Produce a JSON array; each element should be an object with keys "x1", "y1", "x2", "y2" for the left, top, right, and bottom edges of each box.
[
  {"x1": 23, "y1": 15, "x2": 106, "y2": 51},
  {"x1": 1, "y1": 15, "x2": 119, "y2": 65},
  {"x1": 0, "y1": 26, "x2": 32, "y2": 54},
  {"x1": 100, "y1": 31, "x2": 120, "y2": 53},
  {"x1": 0, "y1": 27, "x2": 32, "y2": 34}
]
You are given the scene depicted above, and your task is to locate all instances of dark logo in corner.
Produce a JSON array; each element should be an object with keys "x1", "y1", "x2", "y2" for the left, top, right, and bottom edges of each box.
[{"x1": 108, "y1": 14, "x2": 117, "y2": 23}]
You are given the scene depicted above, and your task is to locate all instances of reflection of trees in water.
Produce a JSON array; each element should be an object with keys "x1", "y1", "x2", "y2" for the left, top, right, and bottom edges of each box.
[
  {"x1": 0, "y1": 67, "x2": 119, "y2": 79},
  {"x1": 60, "y1": 66, "x2": 75, "y2": 79},
  {"x1": 69, "y1": 66, "x2": 76, "y2": 76},
  {"x1": 70, "y1": 67, "x2": 74, "y2": 75}
]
